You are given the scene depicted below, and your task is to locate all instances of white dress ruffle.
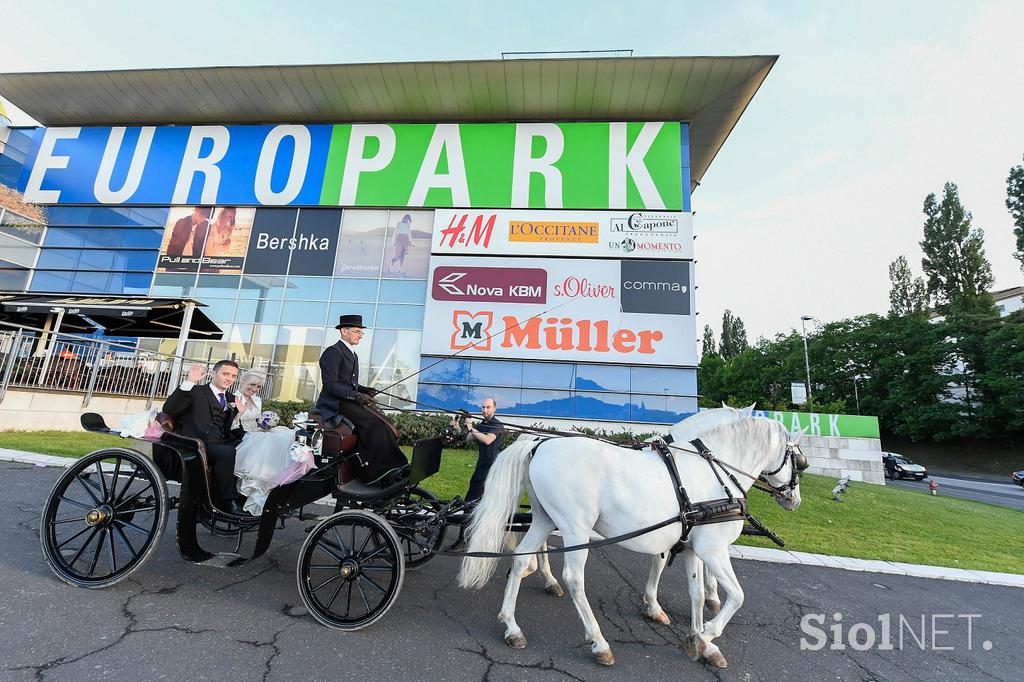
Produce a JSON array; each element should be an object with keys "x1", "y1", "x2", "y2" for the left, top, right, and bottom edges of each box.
[{"x1": 233, "y1": 396, "x2": 299, "y2": 516}]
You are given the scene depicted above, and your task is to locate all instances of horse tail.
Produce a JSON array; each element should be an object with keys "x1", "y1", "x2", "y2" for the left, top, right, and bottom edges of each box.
[{"x1": 458, "y1": 435, "x2": 540, "y2": 589}]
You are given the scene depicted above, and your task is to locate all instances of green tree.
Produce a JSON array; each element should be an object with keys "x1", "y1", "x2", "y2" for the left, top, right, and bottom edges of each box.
[
  {"x1": 719, "y1": 309, "x2": 749, "y2": 360},
  {"x1": 920, "y1": 182, "x2": 993, "y2": 308},
  {"x1": 888, "y1": 255, "x2": 928, "y2": 316},
  {"x1": 1007, "y1": 155, "x2": 1024, "y2": 272},
  {"x1": 701, "y1": 324, "x2": 717, "y2": 358}
]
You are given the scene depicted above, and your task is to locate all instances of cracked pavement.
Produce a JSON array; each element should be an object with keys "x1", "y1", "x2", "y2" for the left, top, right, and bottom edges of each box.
[{"x1": 1, "y1": 460, "x2": 1021, "y2": 681}]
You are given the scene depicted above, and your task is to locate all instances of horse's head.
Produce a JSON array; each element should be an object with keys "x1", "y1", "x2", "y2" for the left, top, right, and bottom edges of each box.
[{"x1": 759, "y1": 423, "x2": 808, "y2": 511}]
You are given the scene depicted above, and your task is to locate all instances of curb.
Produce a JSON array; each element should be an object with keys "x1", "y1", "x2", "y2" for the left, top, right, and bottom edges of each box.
[{"x1": 3, "y1": 447, "x2": 1022, "y2": 589}]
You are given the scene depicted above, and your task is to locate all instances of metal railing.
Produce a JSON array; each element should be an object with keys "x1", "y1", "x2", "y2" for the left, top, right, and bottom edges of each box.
[{"x1": 0, "y1": 322, "x2": 277, "y2": 408}]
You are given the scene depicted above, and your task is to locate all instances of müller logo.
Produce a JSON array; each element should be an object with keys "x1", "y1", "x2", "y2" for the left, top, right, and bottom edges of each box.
[
  {"x1": 432, "y1": 266, "x2": 547, "y2": 303},
  {"x1": 610, "y1": 213, "x2": 679, "y2": 234}
]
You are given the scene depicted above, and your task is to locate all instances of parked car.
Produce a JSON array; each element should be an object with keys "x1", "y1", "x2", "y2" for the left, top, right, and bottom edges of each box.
[
  {"x1": 881, "y1": 452, "x2": 928, "y2": 480},
  {"x1": 1012, "y1": 471, "x2": 1024, "y2": 487}
]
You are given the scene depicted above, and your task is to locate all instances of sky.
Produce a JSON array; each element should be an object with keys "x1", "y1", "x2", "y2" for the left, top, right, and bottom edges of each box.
[{"x1": 2, "y1": 0, "x2": 1022, "y2": 343}]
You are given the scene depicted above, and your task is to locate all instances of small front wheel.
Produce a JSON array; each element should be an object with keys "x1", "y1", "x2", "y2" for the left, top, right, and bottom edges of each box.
[
  {"x1": 296, "y1": 510, "x2": 404, "y2": 630},
  {"x1": 40, "y1": 448, "x2": 168, "y2": 588}
]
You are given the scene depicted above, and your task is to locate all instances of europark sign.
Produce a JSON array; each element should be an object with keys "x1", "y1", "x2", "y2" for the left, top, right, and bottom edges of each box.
[
  {"x1": 755, "y1": 410, "x2": 882, "y2": 439},
  {"x1": 18, "y1": 121, "x2": 687, "y2": 210}
]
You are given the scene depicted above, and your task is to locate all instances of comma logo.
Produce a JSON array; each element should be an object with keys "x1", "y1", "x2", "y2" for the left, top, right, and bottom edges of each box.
[{"x1": 451, "y1": 310, "x2": 494, "y2": 350}]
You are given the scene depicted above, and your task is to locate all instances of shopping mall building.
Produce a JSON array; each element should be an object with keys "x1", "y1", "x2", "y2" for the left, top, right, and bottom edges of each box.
[{"x1": 0, "y1": 56, "x2": 776, "y2": 427}]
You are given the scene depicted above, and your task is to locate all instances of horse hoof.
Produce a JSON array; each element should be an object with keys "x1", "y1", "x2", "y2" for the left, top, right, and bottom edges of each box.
[
  {"x1": 684, "y1": 635, "x2": 706, "y2": 660},
  {"x1": 705, "y1": 600, "x2": 721, "y2": 616},
  {"x1": 505, "y1": 634, "x2": 527, "y2": 649},
  {"x1": 647, "y1": 610, "x2": 671, "y2": 625},
  {"x1": 545, "y1": 583, "x2": 565, "y2": 598},
  {"x1": 707, "y1": 651, "x2": 728, "y2": 669},
  {"x1": 593, "y1": 650, "x2": 615, "y2": 666}
]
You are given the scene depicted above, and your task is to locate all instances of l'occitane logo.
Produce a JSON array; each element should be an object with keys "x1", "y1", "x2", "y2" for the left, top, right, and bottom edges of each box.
[{"x1": 508, "y1": 221, "x2": 599, "y2": 244}]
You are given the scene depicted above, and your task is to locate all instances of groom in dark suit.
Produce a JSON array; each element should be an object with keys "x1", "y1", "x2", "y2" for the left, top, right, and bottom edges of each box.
[
  {"x1": 162, "y1": 360, "x2": 245, "y2": 514},
  {"x1": 316, "y1": 315, "x2": 407, "y2": 485}
]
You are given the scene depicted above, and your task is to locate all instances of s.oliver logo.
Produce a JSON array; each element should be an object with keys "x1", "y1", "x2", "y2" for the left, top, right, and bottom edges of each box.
[
  {"x1": 432, "y1": 266, "x2": 547, "y2": 303},
  {"x1": 552, "y1": 276, "x2": 616, "y2": 299},
  {"x1": 508, "y1": 220, "x2": 599, "y2": 244},
  {"x1": 620, "y1": 260, "x2": 691, "y2": 315},
  {"x1": 610, "y1": 213, "x2": 679, "y2": 233}
]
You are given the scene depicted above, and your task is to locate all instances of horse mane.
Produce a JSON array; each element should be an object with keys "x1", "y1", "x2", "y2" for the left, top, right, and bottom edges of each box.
[{"x1": 697, "y1": 416, "x2": 784, "y2": 463}]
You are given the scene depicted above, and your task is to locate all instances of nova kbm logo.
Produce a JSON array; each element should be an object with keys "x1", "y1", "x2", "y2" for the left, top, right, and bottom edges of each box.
[
  {"x1": 432, "y1": 267, "x2": 547, "y2": 303},
  {"x1": 451, "y1": 311, "x2": 494, "y2": 350}
]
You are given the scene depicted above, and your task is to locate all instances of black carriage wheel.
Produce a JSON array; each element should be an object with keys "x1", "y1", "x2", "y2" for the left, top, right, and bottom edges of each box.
[
  {"x1": 40, "y1": 448, "x2": 168, "y2": 588},
  {"x1": 385, "y1": 487, "x2": 445, "y2": 570},
  {"x1": 297, "y1": 510, "x2": 404, "y2": 631}
]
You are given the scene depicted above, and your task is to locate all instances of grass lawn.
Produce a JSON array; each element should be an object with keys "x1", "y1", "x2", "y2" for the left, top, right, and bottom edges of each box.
[{"x1": 3, "y1": 430, "x2": 1021, "y2": 574}]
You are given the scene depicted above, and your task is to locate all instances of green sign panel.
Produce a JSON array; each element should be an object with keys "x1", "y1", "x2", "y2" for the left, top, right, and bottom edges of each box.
[{"x1": 760, "y1": 410, "x2": 881, "y2": 439}]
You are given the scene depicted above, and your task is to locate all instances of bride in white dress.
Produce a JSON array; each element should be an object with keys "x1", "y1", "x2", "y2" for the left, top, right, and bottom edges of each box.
[{"x1": 232, "y1": 371, "x2": 297, "y2": 516}]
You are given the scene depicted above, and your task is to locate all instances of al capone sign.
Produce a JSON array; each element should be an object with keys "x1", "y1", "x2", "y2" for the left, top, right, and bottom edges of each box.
[{"x1": 19, "y1": 122, "x2": 685, "y2": 210}]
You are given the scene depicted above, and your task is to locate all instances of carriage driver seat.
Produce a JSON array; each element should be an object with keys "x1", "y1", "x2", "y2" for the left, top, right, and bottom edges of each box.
[{"x1": 307, "y1": 410, "x2": 360, "y2": 484}]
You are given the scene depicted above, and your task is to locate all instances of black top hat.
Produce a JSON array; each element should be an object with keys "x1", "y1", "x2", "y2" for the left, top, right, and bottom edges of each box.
[{"x1": 335, "y1": 314, "x2": 367, "y2": 330}]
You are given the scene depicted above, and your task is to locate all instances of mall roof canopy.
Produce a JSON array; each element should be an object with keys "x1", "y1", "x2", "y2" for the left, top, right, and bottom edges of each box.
[
  {"x1": 0, "y1": 293, "x2": 222, "y2": 339},
  {"x1": 0, "y1": 55, "x2": 776, "y2": 190}
]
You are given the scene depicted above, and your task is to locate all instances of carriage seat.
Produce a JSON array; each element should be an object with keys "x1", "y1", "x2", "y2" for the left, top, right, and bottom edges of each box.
[{"x1": 152, "y1": 412, "x2": 218, "y2": 491}]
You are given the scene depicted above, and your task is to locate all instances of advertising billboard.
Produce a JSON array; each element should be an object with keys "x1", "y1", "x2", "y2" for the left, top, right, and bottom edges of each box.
[
  {"x1": 19, "y1": 122, "x2": 687, "y2": 211},
  {"x1": 156, "y1": 205, "x2": 254, "y2": 274},
  {"x1": 243, "y1": 208, "x2": 340, "y2": 276},
  {"x1": 431, "y1": 209, "x2": 693, "y2": 259},
  {"x1": 420, "y1": 256, "x2": 696, "y2": 366}
]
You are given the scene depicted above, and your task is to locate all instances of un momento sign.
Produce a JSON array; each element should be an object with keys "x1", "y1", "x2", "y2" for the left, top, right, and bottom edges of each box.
[
  {"x1": 19, "y1": 121, "x2": 685, "y2": 210},
  {"x1": 431, "y1": 209, "x2": 693, "y2": 259},
  {"x1": 420, "y1": 255, "x2": 696, "y2": 366}
]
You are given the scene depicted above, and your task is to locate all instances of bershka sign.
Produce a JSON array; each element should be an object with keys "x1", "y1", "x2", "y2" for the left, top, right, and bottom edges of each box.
[
  {"x1": 432, "y1": 209, "x2": 692, "y2": 259},
  {"x1": 422, "y1": 256, "x2": 696, "y2": 365},
  {"x1": 19, "y1": 122, "x2": 685, "y2": 210}
]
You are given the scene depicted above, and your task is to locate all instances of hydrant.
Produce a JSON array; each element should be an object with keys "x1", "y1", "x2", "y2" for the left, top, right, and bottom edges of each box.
[{"x1": 929, "y1": 479, "x2": 938, "y2": 496}]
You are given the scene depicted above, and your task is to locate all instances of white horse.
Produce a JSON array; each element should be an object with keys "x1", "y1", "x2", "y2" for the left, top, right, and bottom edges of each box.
[
  {"x1": 518, "y1": 405, "x2": 757, "y2": 623},
  {"x1": 458, "y1": 416, "x2": 805, "y2": 668}
]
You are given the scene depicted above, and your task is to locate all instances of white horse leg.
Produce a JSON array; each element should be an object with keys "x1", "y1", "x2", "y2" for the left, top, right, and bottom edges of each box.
[
  {"x1": 681, "y1": 549, "x2": 705, "y2": 634},
  {"x1": 498, "y1": 517, "x2": 555, "y2": 649},
  {"x1": 686, "y1": 546, "x2": 743, "y2": 669},
  {"x1": 536, "y1": 539, "x2": 564, "y2": 597},
  {"x1": 643, "y1": 552, "x2": 671, "y2": 624},
  {"x1": 560, "y1": 539, "x2": 614, "y2": 666},
  {"x1": 704, "y1": 564, "x2": 721, "y2": 616}
]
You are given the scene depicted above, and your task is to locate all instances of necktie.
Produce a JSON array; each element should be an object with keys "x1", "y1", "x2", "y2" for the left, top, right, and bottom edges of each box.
[{"x1": 218, "y1": 392, "x2": 226, "y2": 410}]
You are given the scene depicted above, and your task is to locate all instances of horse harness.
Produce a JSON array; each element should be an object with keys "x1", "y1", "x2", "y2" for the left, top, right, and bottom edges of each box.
[{"x1": 455, "y1": 434, "x2": 801, "y2": 561}]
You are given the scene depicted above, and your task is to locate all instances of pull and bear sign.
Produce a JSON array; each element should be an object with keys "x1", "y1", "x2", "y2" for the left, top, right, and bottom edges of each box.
[{"x1": 19, "y1": 122, "x2": 686, "y2": 210}]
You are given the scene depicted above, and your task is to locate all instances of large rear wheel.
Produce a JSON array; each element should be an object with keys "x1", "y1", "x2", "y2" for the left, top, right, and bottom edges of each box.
[
  {"x1": 297, "y1": 510, "x2": 404, "y2": 630},
  {"x1": 40, "y1": 448, "x2": 168, "y2": 588}
]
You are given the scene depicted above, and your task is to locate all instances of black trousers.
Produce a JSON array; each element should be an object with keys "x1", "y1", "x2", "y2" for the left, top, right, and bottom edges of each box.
[
  {"x1": 336, "y1": 402, "x2": 407, "y2": 482},
  {"x1": 206, "y1": 441, "x2": 240, "y2": 502},
  {"x1": 465, "y1": 445, "x2": 499, "y2": 502}
]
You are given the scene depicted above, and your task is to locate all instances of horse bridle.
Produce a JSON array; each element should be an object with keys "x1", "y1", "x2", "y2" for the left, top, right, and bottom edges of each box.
[{"x1": 757, "y1": 441, "x2": 809, "y2": 498}]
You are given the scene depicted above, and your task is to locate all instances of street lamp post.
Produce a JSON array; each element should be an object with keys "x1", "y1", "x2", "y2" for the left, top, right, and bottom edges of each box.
[
  {"x1": 800, "y1": 316, "x2": 813, "y2": 407},
  {"x1": 852, "y1": 375, "x2": 860, "y2": 414}
]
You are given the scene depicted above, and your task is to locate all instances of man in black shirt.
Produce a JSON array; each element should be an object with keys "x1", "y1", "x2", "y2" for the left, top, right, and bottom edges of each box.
[
  {"x1": 448, "y1": 398, "x2": 504, "y2": 551},
  {"x1": 463, "y1": 398, "x2": 504, "y2": 503}
]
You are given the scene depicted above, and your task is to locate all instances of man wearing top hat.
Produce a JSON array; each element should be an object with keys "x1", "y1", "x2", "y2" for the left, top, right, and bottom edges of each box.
[{"x1": 316, "y1": 314, "x2": 408, "y2": 485}]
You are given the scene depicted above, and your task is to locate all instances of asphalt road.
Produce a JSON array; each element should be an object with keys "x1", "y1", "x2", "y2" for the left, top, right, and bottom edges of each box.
[
  {"x1": 2, "y1": 460, "x2": 1022, "y2": 682},
  {"x1": 886, "y1": 473, "x2": 1024, "y2": 511}
]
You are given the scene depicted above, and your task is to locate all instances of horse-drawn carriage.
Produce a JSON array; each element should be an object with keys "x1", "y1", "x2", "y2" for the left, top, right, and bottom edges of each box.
[{"x1": 39, "y1": 411, "x2": 476, "y2": 630}]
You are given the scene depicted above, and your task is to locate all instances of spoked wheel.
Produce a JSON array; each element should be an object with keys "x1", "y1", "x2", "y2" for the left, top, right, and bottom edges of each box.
[
  {"x1": 297, "y1": 510, "x2": 404, "y2": 631},
  {"x1": 40, "y1": 448, "x2": 168, "y2": 588},
  {"x1": 385, "y1": 486, "x2": 445, "y2": 569}
]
